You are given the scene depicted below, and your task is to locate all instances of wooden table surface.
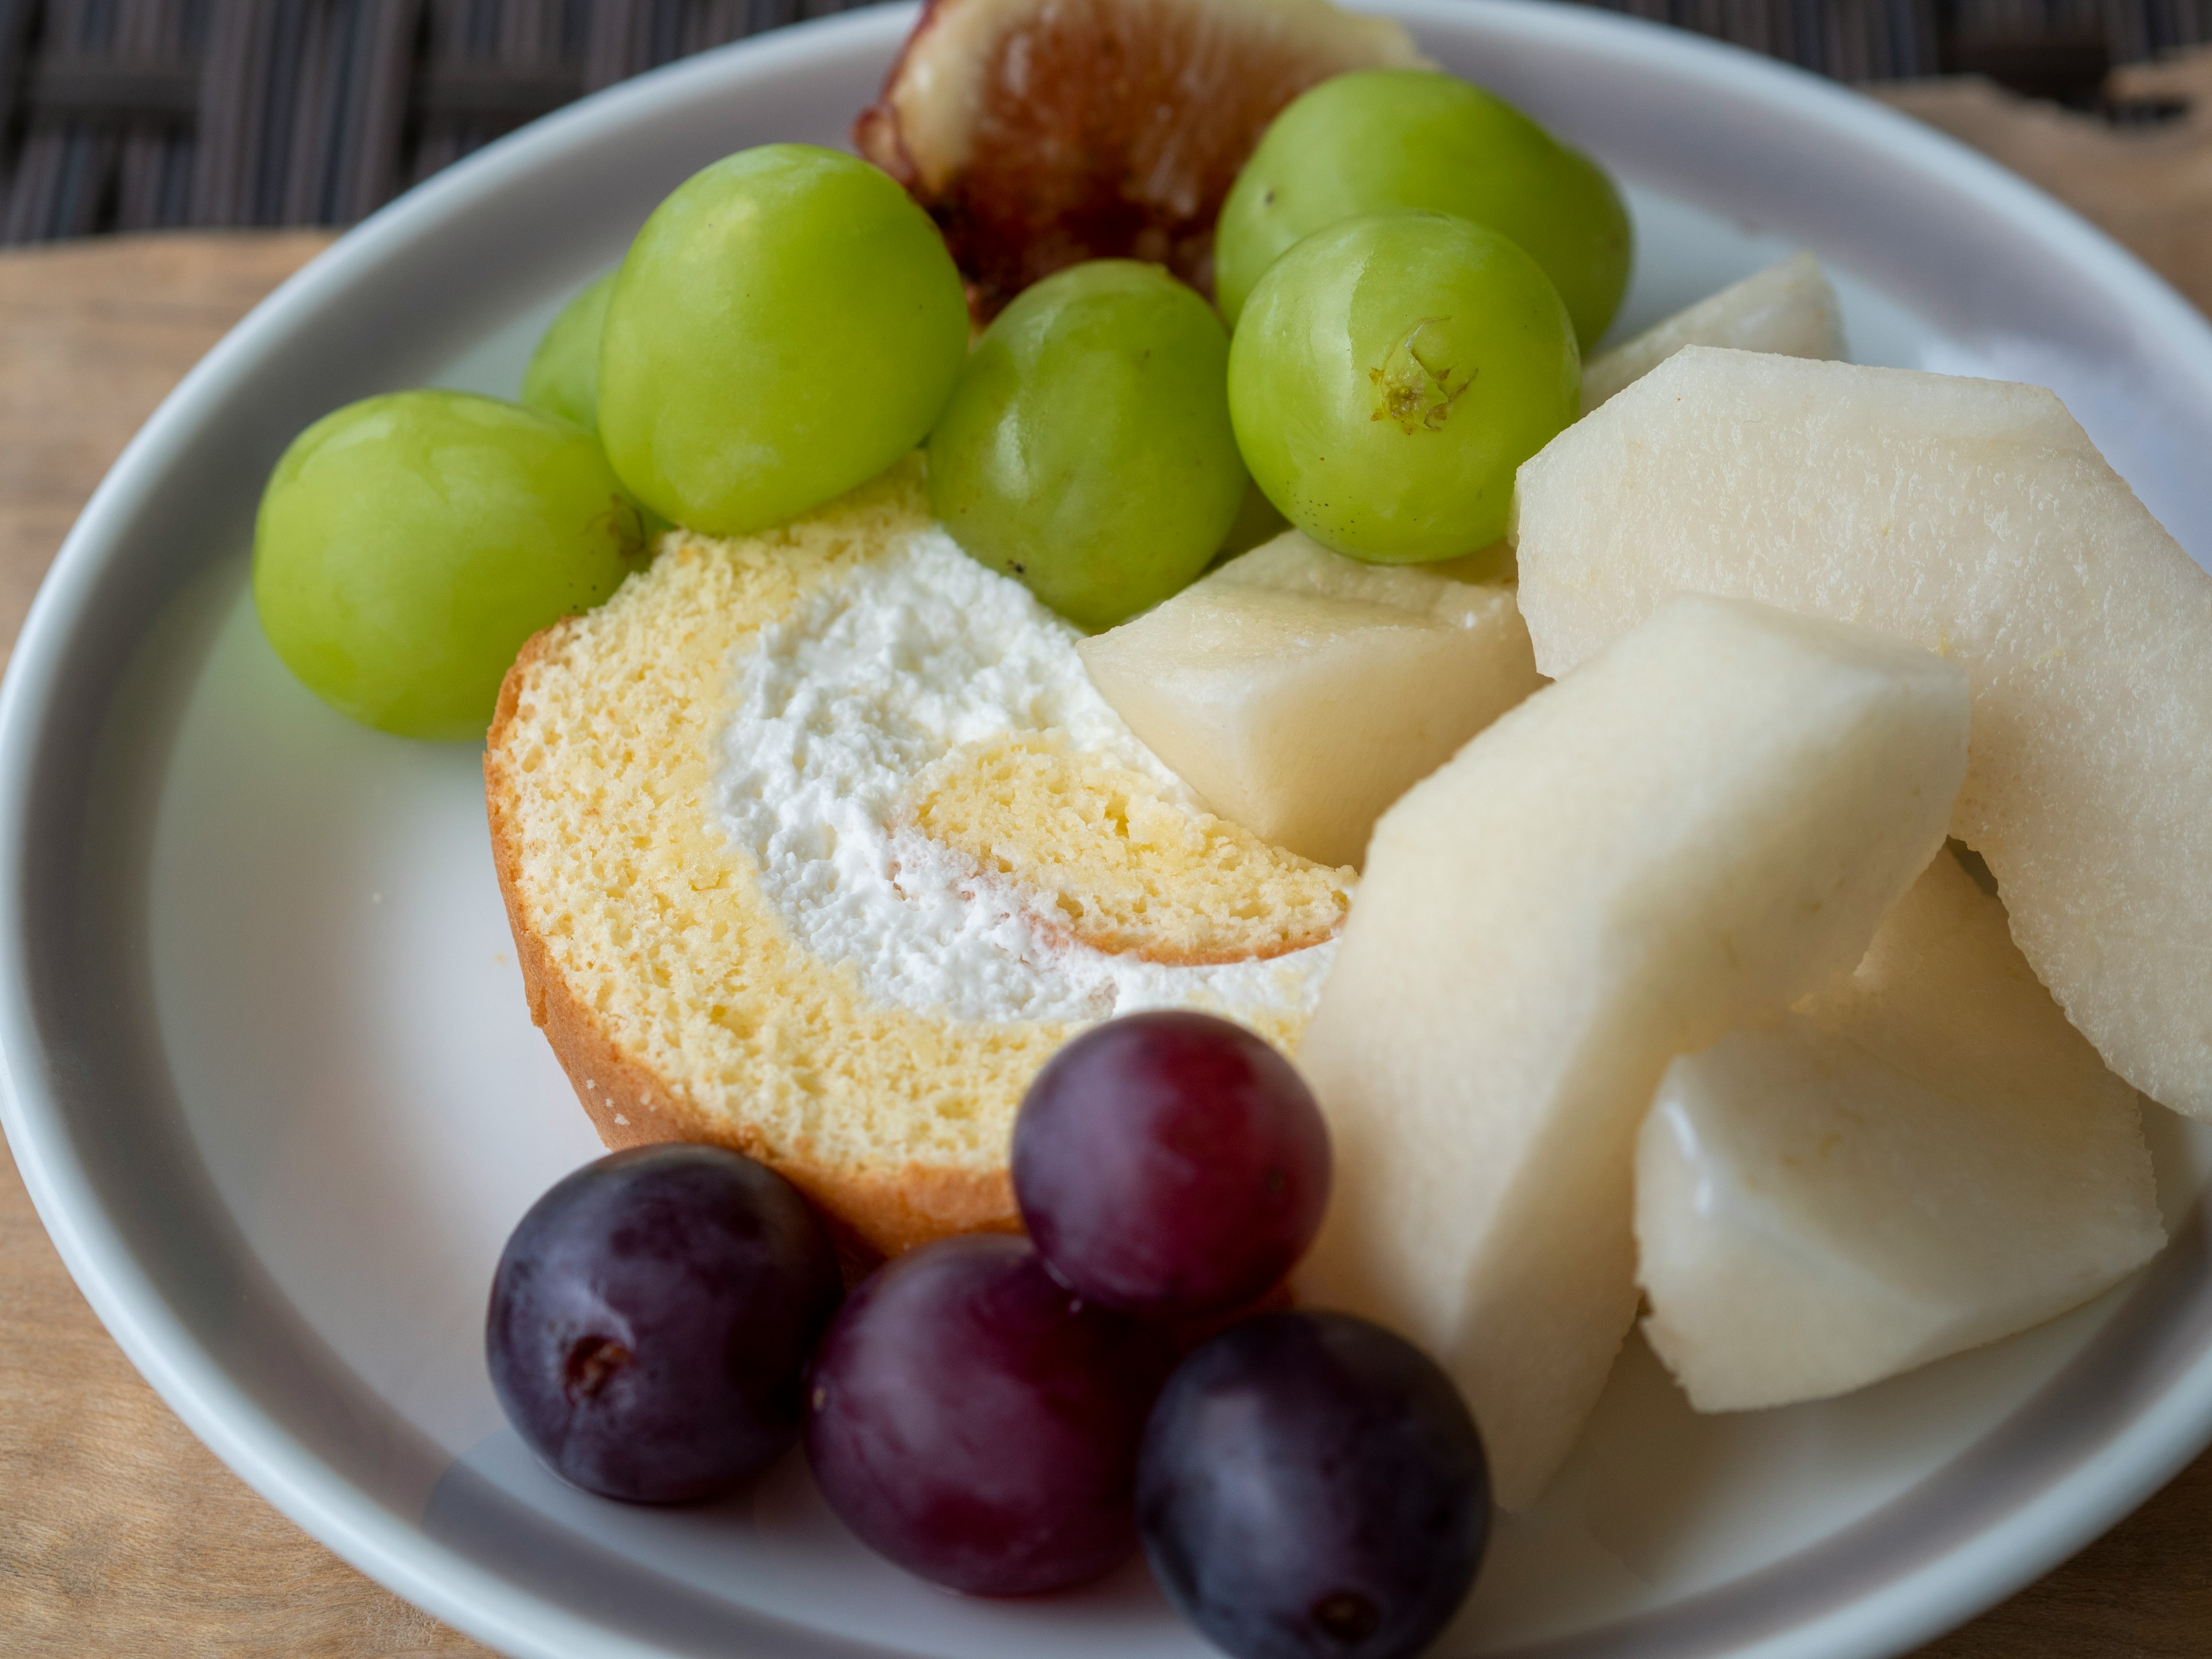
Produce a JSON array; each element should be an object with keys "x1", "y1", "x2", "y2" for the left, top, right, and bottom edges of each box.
[{"x1": 5, "y1": 66, "x2": 2212, "y2": 1658}]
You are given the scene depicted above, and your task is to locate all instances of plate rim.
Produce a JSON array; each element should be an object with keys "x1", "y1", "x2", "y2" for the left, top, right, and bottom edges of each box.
[{"x1": 3, "y1": 5, "x2": 2211, "y2": 1658}]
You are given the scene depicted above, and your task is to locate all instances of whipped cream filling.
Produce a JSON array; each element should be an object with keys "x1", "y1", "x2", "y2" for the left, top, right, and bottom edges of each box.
[{"x1": 718, "y1": 527, "x2": 1339, "y2": 1025}]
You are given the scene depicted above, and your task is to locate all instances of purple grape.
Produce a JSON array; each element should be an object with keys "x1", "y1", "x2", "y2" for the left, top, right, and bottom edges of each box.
[
  {"x1": 804, "y1": 1234, "x2": 1175, "y2": 1595},
  {"x1": 1138, "y1": 1311, "x2": 1489, "y2": 1659},
  {"x1": 486, "y1": 1143, "x2": 842, "y2": 1503},
  {"x1": 1013, "y1": 1011, "x2": 1331, "y2": 1319}
]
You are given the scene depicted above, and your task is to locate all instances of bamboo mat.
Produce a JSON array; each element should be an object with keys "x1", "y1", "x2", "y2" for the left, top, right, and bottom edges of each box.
[{"x1": 3, "y1": 67, "x2": 2211, "y2": 1657}]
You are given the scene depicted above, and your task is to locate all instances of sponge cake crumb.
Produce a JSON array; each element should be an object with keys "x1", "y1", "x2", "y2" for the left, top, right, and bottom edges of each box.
[{"x1": 910, "y1": 734, "x2": 1351, "y2": 963}]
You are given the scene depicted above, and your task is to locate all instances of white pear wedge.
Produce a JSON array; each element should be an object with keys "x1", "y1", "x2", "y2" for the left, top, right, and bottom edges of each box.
[
  {"x1": 1293, "y1": 594, "x2": 1969, "y2": 1509},
  {"x1": 1513, "y1": 347, "x2": 2212, "y2": 1119},
  {"x1": 1582, "y1": 252, "x2": 1846, "y2": 409},
  {"x1": 1079, "y1": 531, "x2": 1541, "y2": 868},
  {"x1": 1638, "y1": 849, "x2": 2164, "y2": 1412}
]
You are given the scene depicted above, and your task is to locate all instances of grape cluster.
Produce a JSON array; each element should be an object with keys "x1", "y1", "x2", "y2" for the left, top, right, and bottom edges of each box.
[
  {"x1": 800, "y1": 1013, "x2": 1489, "y2": 1659},
  {"x1": 486, "y1": 1014, "x2": 1491, "y2": 1658},
  {"x1": 252, "y1": 143, "x2": 967, "y2": 739},
  {"x1": 252, "y1": 73, "x2": 1623, "y2": 737},
  {"x1": 802, "y1": 1011, "x2": 1338, "y2": 1601}
]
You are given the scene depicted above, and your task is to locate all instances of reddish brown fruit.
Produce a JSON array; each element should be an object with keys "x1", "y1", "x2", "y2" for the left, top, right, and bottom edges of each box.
[{"x1": 855, "y1": 0, "x2": 1427, "y2": 316}]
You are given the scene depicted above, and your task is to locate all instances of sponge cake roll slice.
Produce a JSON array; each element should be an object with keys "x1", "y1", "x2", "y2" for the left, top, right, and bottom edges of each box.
[{"x1": 485, "y1": 459, "x2": 1349, "y2": 1255}]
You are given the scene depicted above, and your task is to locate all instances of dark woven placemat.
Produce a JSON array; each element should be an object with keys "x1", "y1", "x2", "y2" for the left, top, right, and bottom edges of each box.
[{"x1": 0, "y1": 0, "x2": 2203, "y2": 243}]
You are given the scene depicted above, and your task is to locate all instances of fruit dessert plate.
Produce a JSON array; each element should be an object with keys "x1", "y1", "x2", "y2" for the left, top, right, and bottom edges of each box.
[{"x1": 6, "y1": 5, "x2": 2212, "y2": 1659}]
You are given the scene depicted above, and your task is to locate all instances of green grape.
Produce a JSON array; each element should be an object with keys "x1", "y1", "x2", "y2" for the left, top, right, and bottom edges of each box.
[
  {"x1": 520, "y1": 269, "x2": 616, "y2": 434},
  {"x1": 1215, "y1": 69, "x2": 1632, "y2": 349},
  {"x1": 518, "y1": 271, "x2": 677, "y2": 540},
  {"x1": 254, "y1": 390, "x2": 647, "y2": 741},
  {"x1": 927, "y1": 260, "x2": 1246, "y2": 631},
  {"x1": 1228, "y1": 211, "x2": 1578, "y2": 564},
  {"x1": 599, "y1": 143, "x2": 969, "y2": 535}
]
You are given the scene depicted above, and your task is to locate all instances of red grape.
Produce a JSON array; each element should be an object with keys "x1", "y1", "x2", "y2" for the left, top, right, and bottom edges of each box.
[
  {"x1": 803, "y1": 1234, "x2": 1175, "y2": 1594},
  {"x1": 1138, "y1": 1310, "x2": 1490, "y2": 1659},
  {"x1": 486, "y1": 1143, "x2": 842, "y2": 1503},
  {"x1": 1013, "y1": 1011, "x2": 1330, "y2": 1318}
]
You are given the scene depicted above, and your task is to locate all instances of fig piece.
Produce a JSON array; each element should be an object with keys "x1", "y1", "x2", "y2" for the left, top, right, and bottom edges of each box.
[{"x1": 854, "y1": 0, "x2": 1427, "y2": 316}]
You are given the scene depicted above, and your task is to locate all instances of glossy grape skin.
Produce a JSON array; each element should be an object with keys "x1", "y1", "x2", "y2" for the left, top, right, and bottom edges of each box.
[
  {"x1": 599, "y1": 143, "x2": 968, "y2": 535},
  {"x1": 486, "y1": 1143, "x2": 843, "y2": 1504},
  {"x1": 1228, "y1": 211, "x2": 1578, "y2": 563},
  {"x1": 927, "y1": 259, "x2": 1247, "y2": 631},
  {"x1": 1214, "y1": 69, "x2": 1631, "y2": 349},
  {"x1": 253, "y1": 389, "x2": 646, "y2": 741},
  {"x1": 1013, "y1": 1012, "x2": 1330, "y2": 1320},
  {"x1": 520, "y1": 270, "x2": 616, "y2": 434},
  {"x1": 1138, "y1": 1311, "x2": 1490, "y2": 1659},
  {"x1": 804, "y1": 1234, "x2": 1176, "y2": 1595}
]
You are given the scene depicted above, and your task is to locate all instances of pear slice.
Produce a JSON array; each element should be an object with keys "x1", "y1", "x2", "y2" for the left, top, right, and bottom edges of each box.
[
  {"x1": 1512, "y1": 347, "x2": 2212, "y2": 1119},
  {"x1": 1292, "y1": 594, "x2": 1969, "y2": 1510},
  {"x1": 1581, "y1": 252, "x2": 1846, "y2": 410},
  {"x1": 1077, "y1": 531, "x2": 1541, "y2": 868},
  {"x1": 1638, "y1": 849, "x2": 2164, "y2": 1412}
]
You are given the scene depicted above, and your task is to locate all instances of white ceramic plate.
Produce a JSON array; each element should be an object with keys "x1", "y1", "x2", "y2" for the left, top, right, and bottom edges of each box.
[{"x1": 6, "y1": 5, "x2": 2212, "y2": 1657}]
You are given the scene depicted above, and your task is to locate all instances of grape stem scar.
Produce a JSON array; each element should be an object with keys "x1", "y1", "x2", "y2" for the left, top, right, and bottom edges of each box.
[{"x1": 1370, "y1": 318, "x2": 1474, "y2": 433}]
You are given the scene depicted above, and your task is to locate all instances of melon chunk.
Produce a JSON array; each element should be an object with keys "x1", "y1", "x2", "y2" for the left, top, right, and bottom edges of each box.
[
  {"x1": 1512, "y1": 347, "x2": 2212, "y2": 1119},
  {"x1": 1638, "y1": 849, "x2": 2164, "y2": 1412},
  {"x1": 1078, "y1": 531, "x2": 1541, "y2": 868},
  {"x1": 1581, "y1": 252, "x2": 1846, "y2": 410},
  {"x1": 1292, "y1": 594, "x2": 1969, "y2": 1510}
]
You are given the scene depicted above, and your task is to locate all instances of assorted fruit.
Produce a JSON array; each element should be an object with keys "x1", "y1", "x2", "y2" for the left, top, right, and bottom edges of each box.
[
  {"x1": 236, "y1": 0, "x2": 2212, "y2": 1646},
  {"x1": 251, "y1": 2, "x2": 1631, "y2": 736}
]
